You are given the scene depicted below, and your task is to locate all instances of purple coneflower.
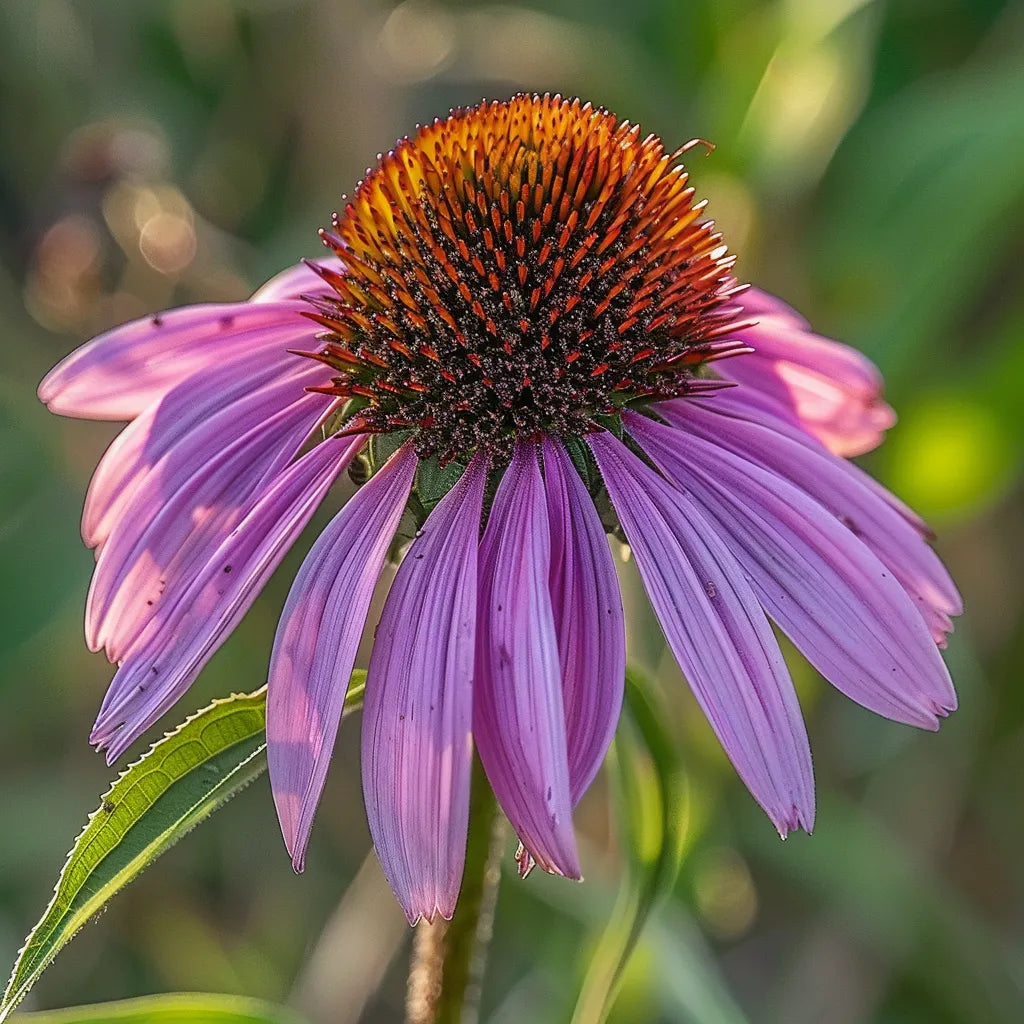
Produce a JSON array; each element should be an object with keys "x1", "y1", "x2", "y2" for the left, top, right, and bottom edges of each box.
[{"x1": 39, "y1": 95, "x2": 960, "y2": 923}]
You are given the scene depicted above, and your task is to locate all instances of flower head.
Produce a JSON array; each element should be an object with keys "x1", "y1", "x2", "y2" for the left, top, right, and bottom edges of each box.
[
  {"x1": 305, "y1": 95, "x2": 739, "y2": 462},
  {"x1": 39, "y1": 94, "x2": 960, "y2": 923}
]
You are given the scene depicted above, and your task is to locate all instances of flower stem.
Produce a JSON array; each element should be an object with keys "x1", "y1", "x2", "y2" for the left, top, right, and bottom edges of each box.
[{"x1": 405, "y1": 757, "x2": 503, "y2": 1024}]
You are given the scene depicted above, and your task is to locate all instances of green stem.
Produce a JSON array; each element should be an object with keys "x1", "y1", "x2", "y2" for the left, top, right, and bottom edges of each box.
[{"x1": 405, "y1": 757, "x2": 503, "y2": 1024}]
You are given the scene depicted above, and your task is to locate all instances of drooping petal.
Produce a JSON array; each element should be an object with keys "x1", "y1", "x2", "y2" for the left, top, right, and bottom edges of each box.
[
  {"x1": 363, "y1": 456, "x2": 488, "y2": 924},
  {"x1": 658, "y1": 400, "x2": 961, "y2": 644},
  {"x1": 82, "y1": 340, "x2": 325, "y2": 549},
  {"x1": 541, "y1": 437, "x2": 625, "y2": 804},
  {"x1": 85, "y1": 372, "x2": 330, "y2": 660},
  {"x1": 473, "y1": 442, "x2": 580, "y2": 877},
  {"x1": 82, "y1": 408, "x2": 160, "y2": 549},
  {"x1": 91, "y1": 433, "x2": 366, "y2": 762},
  {"x1": 624, "y1": 412, "x2": 956, "y2": 729},
  {"x1": 587, "y1": 430, "x2": 815, "y2": 836},
  {"x1": 717, "y1": 288, "x2": 895, "y2": 456},
  {"x1": 38, "y1": 300, "x2": 314, "y2": 420},
  {"x1": 668, "y1": 389, "x2": 934, "y2": 538},
  {"x1": 251, "y1": 262, "x2": 331, "y2": 303},
  {"x1": 718, "y1": 351, "x2": 895, "y2": 458},
  {"x1": 268, "y1": 445, "x2": 418, "y2": 872}
]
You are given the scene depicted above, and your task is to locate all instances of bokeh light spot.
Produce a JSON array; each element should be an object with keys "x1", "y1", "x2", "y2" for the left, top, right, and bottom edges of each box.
[{"x1": 885, "y1": 392, "x2": 1014, "y2": 520}]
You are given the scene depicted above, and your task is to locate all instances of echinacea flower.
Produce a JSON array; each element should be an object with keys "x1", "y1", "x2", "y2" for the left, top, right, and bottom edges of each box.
[{"x1": 39, "y1": 94, "x2": 961, "y2": 923}]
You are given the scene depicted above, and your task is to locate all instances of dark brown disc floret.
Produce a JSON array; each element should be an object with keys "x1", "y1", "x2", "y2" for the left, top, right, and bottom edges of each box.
[{"x1": 303, "y1": 93, "x2": 748, "y2": 463}]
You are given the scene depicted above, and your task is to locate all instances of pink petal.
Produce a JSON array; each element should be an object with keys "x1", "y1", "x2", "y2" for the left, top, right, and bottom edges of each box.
[
  {"x1": 718, "y1": 288, "x2": 895, "y2": 456},
  {"x1": 736, "y1": 286, "x2": 811, "y2": 329},
  {"x1": 86, "y1": 372, "x2": 330, "y2": 660},
  {"x1": 670, "y1": 390, "x2": 933, "y2": 538},
  {"x1": 541, "y1": 437, "x2": 625, "y2": 804},
  {"x1": 82, "y1": 342, "x2": 324, "y2": 550},
  {"x1": 737, "y1": 291, "x2": 881, "y2": 393},
  {"x1": 659, "y1": 400, "x2": 961, "y2": 644},
  {"x1": 268, "y1": 445, "x2": 418, "y2": 872},
  {"x1": 473, "y1": 442, "x2": 581, "y2": 878},
  {"x1": 624, "y1": 412, "x2": 956, "y2": 729},
  {"x1": 251, "y1": 262, "x2": 331, "y2": 303},
  {"x1": 39, "y1": 300, "x2": 314, "y2": 421},
  {"x1": 82, "y1": 409, "x2": 162, "y2": 548},
  {"x1": 588, "y1": 430, "x2": 815, "y2": 836},
  {"x1": 363, "y1": 456, "x2": 488, "y2": 924},
  {"x1": 90, "y1": 433, "x2": 366, "y2": 762}
]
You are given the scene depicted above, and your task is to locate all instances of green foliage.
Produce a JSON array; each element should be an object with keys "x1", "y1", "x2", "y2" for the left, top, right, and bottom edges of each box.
[
  {"x1": 3, "y1": 0, "x2": 1024, "y2": 1019},
  {"x1": 0, "y1": 679, "x2": 366, "y2": 1021},
  {"x1": 0, "y1": 388, "x2": 88, "y2": 660},
  {"x1": 571, "y1": 668, "x2": 689, "y2": 1024},
  {"x1": 15, "y1": 992, "x2": 304, "y2": 1024}
]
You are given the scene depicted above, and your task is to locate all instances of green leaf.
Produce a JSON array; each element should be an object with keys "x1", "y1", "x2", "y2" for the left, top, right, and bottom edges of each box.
[
  {"x1": 14, "y1": 992, "x2": 305, "y2": 1024},
  {"x1": 571, "y1": 667, "x2": 689, "y2": 1024},
  {"x1": 1, "y1": 676, "x2": 366, "y2": 1021}
]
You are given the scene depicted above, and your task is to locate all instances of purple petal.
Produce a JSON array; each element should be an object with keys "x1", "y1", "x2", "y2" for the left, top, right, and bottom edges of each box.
[
  {"x1": 668, "y1": 390, "x2": 934, "y2": 538},
  {"x1": 82, "y1": 342, "x2": 325, "y2": 550},
  {"x1": 251, "y1": 262, "x2": 331, "y2": 303},
  {"x1": 624, "y1": 412, "x2": 956, "y2": 729},
  {"x1": 91, "y1": 433, "x2": 366, "y2": 762},
  {"x1": 736, "y1": 286, "x2": 811, "y2": 329},
  {"x1": 659, "y1": 400, "x2": 961, "y2": 644},
  {"x1": 718, "y1": 288, "x2": 895, "y2": 456},
  {"x1": 587, "y1": 430, "x2": 814, "y2": 836},
  {"x1": 82, "y1": 409, "x2": 160, "y2": 549},
  {"x1": 363, "y1": 456, "x2": 488, "y2": 924},
  {"x1": 734, "y1": 311, "x2": 884, "y2": 395},
  {"x1": 541, "y1": 437, "x2": 625, "y2": 804},
  {"x1": 268, "y1": 445, "x2": 418, "y2": 872},
  {"x1": 39, "y1": 300, "x2": 314, "y2": 421},
  {"x1": 473, "y1": 442, "x2": 581, "y2": 877},
  {"x1": 85, "y1": 370, "x2": 330, "y2": 660}
]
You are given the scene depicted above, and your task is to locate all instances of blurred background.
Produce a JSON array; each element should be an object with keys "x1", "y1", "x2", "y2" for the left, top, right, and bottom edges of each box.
[{"x1": 1, "y1": 0, "x2": 1023, "y2": 1021}]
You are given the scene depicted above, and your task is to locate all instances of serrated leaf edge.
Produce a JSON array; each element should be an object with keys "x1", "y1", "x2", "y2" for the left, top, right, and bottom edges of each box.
[{"x1": 1, "y1": 677, "x2": 366, "y2": 1019}]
